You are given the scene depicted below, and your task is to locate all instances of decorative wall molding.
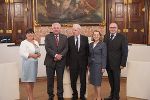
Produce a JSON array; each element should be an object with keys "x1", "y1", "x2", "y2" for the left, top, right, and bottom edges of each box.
[{"x1": 34, "y1": 26, "x2": 106, "y2": 40}]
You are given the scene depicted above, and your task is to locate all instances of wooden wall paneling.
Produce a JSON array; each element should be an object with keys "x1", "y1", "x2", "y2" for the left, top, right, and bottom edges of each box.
[
  {"x1": 12, "y1": 0, "x2": 25, "y2": 43},
  {"x1": 108, "y1": 0, "x2": 127, "y2": 36},
  {"x1": 26, "y1": 0, "x2": 33, "y2": 28},
  {"x1": 128, "y1": 0, "x2": 145, "y2": 44},
  {"x1": 106, "y1": 0, "x2": 112, "y2": 33},
  {"x1": 0, "y1": 0, "x2": 39, "y2": 43},
  {"x1": 12, "y1": 0, "x2": 34, "y2": 44},
  {"x1": 0, "y1": 0, "x2": 13, "y2": 43},
  {"x1": 0, "y1": 0, "x2": 6, "y2": 34},
  {"x1": 108, "y1": 0, "x2": 147, "y2": 44},
  {"x1": 148, "y1": 0, "x2": 150, "y2": 44},
  {"x1": 144, "y1": 0, "x2": 149, "y2": 44}
]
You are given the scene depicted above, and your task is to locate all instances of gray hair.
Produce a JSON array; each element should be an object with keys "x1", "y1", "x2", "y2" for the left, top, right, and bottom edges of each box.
[
  {"x1": 73, "y1": 24, "x2": 81, "y2": 29},
  {"x1": 52, "y1": 23, "x2": 61, "y2": 28}
]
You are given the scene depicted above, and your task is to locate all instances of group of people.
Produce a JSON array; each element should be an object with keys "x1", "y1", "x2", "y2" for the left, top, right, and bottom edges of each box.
[{"x1": 19, "y1": 22, "x2": 128, "y2": 100}]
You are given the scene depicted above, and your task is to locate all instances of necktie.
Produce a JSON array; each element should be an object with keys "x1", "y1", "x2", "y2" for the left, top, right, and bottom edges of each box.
[
  {"x1": 55, "y1": 34, "x2": 59, "y2": 47},
  {"x1": 110, "y1": 34, "x2": 114, "y2": 40},
  {"x1": 75, "y1": 36, "x2": 78, "y2": 51}
]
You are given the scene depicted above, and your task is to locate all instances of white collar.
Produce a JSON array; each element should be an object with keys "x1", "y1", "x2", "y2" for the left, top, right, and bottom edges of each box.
[
  {"x1": 75, "y1": 34, "x2": 80, "y2": 38},
  {"x1": 110, "y1": 33, "x2": 117, "y2": 37}
]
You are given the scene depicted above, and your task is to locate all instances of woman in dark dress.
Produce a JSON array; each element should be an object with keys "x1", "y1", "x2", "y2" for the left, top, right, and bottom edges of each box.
[{"x1": 88, "y1": 30, "x2": 107, "y2": 100}]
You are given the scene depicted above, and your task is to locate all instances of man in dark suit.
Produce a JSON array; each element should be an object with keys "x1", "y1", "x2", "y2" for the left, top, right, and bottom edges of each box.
[
  {"x1": 44, "y1": 23, "x2": 68, "y2": 100},
  {"x1": 67, "y1": 24, "x2": 89, "y2": 100},
  {"x1": 104, "y1": 23, "x2": 128, "y2": 100}
]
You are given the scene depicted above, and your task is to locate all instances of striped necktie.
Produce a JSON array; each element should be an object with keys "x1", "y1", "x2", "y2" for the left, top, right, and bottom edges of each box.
[{"x1": 55, "y1": 34, "x2": 59, "y2": 47}]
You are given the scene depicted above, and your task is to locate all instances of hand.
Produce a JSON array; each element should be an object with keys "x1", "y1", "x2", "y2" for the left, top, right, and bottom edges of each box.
[
  {"x1": 37, "y1": 53, "x2": 41, "y2": 57},
  {"x1": 120, "y1": 66, "x2": 124, "y2": 69},
  {"x1": 88, "y1": 70, "x2": 90, "y2": 82},
  {"x1": 57, "y1": 54, "x2": 62, "y2": 60},
  {"x1": 101, "y1": 68, "x2": 105, "y2": 73},
  {"x1": 66, "y1": 66, "x2": 70, "y2": 72},
  {"x1": 55, "y1": 54, "x2": 62, "y2": 60},
  {"x1": 54, "y1": 57, "x2": 58, "y2": 61},
  {"x1": 87, "y1": 65, "x2": 89, "y2": 70},
  {"x1": 29, "y1": 53, "x2": 38, "y2": 59}
]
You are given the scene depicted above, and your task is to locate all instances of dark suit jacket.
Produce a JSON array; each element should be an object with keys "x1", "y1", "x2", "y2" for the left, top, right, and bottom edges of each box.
[
  {"x1": 104, "y1": 33, "x2": 128, "y2": 70},
  {"x1": 44, "y1": 32, "x2": 68, "y2": 66},
  {"x1": 89, "y1": 42, "x2": 107, "y2": 68},
  {"x1": 67, "y1": 35, "x2": 89, "y2": 69}
]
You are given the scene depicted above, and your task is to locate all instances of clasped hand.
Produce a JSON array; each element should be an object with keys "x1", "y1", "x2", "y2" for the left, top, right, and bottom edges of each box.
[
  {"x1": 54, "y1": 54, "x2": 62, "y2": 61},
  {"x1": 29, "y1": 53, "x2": 41, "y2": 59}
]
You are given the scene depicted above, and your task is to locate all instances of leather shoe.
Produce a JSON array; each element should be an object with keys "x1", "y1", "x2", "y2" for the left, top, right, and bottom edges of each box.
[
  {"x1": 112, "y1": 98, "x2": 119, "y2": 100},
  {"x1": 104, "y1": 96, "x2": 112, "y2": 100},
  {"x1": 48, "y1": 98, "x2": 53, "y2": 100},
  {"x1": 72, "y1": 96, "x2": 78, "y2": 100},
  {"x1": 80, "y1": 96, "x2": 86, "y2": 100},
  {"x1": 58, "y1": 97, "x2": 64, "y2": 100}
]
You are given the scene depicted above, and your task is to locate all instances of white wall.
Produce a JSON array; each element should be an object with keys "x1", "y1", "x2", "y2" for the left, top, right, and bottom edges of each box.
[
  {"x1": 0, "y1": 43, "x2": 46, "y2": 77},
  {"x1": 0, "y1": 43, "x2": 150, "y2": 77},
  {"x1": 0, "y1": 62, "x2": 20, "y2": 100}
]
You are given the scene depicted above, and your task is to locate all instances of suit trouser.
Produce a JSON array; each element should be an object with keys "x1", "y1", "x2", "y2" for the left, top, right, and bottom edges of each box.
[
  {"x1": 106, "y1": 68, "x2": 121, "y2": 99},
  {"x1": 70, "y1": 63, "x2": 87, "y2": 97},
  {"x1": 46, "y1": 63, "x2": 65, "y2": 98}
]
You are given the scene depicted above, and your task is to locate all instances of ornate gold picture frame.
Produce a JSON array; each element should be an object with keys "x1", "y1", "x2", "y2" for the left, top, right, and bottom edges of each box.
[{"x1": 34, "y1": 0, "x2": 105, "y2": 26}]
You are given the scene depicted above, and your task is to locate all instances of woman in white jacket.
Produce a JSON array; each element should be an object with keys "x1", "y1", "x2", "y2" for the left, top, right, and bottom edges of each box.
[{"x1": 19, "y1": 28, "x2": 41, "y2": 100}]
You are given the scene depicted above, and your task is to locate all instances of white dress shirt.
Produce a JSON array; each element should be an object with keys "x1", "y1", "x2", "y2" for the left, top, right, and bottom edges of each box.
[
  {"x1": 74, "y1": 35, "x2": 80, "y2": 51},
  {"x1": 110, "y1": 33, "x2": 117, "y2": 40}
]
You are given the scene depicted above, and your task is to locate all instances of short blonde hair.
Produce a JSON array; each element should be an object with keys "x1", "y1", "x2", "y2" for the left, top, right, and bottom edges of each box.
[{"x1": 91, "y1": 30, "x2": 103, "y2": 42}]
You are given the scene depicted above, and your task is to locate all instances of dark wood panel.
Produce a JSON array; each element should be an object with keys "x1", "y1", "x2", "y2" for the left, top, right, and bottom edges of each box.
[
  {"x1": 0, "y1": 0, "x2": 4, "y2": 3},
  {"x1": 12, "y1": 21, "x2": 25, "y2": 44},
  {"x1": 107, "y1": 0, "x2": 147, "y2": 44},
  {"x1": 149, "y1": 5, "x2": 150, "y2": 44},
  {"x1": 14, "y1": 0, "x2": 24, "y2": 2},
  {"x1": 12, "y1": 0, "x2": 26, "y2": 43},
  {"x1": 0, "y1": 0, "x2": 33, "y2": 43},
  {"x1": 26, "y1": 0, "x2": 33, "y2": 28},
  {"x1": 111, "y1": 0, "x2": 127, "y2": 37},
  {"x1": 0, "y1": 1, "x2": 13, "y2": 43},
  {"x1": 131, "y1": 3, "x2": 140, "y2": 17},
  {"x1": 0, "y1": 2, "x2": 6, "y2": 31},
  {"x1": 14, "y1": 3, "x2": 23, "y2": 17},
  {"x1": 115, "y1": 3, "x2": 124, "y2": 18}
]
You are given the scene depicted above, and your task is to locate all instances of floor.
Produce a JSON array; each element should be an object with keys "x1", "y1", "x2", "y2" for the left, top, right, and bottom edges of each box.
[{"x1": 19, "y1": 77, "x2": 145, "y2": 100}]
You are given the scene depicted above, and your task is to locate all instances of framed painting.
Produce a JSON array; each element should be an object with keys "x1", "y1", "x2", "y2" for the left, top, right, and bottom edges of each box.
[{"x1": 34, "y1": 0, "x2": 105, "y2": 26}]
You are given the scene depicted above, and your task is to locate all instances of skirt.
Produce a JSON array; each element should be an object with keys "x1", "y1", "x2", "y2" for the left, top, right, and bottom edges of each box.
[
  {"x1": 89, "y1": 63, "x2": 103, "y2": 86},
  {"x1": 21, "y1": 59, "x2": 38, "y2": 82}
]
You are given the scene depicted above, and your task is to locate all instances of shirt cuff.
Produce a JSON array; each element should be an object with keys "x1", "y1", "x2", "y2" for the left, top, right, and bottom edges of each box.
[{"x1": 55, "y1": 54, "x2": 58, "y2": 58}]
